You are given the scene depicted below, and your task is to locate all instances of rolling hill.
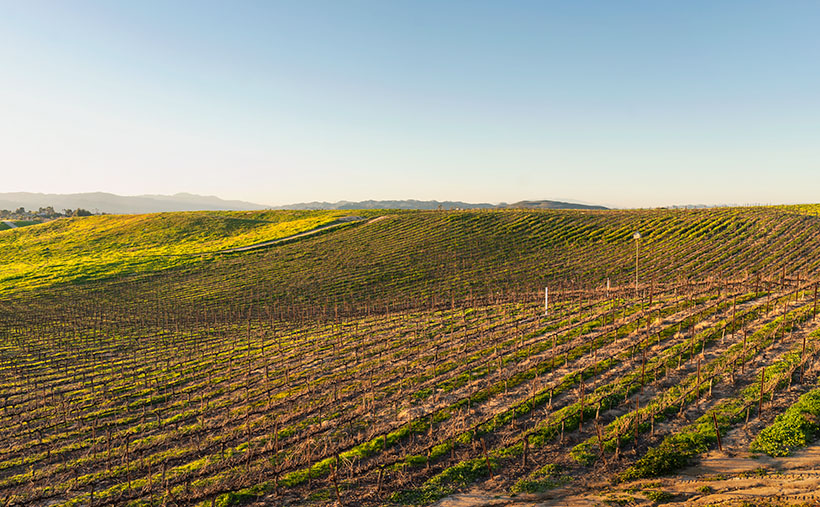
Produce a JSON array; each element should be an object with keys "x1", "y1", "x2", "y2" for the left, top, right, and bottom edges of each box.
[{"x1": 3, "y1": 205, "x2": 820, "y2": 506}]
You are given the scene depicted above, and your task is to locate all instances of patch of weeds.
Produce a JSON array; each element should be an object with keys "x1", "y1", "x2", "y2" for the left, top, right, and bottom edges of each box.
[
  {"x1": 642, "y1": 489, "x2": 674, "y2": 502},
  {"x1": 750, "y1": 387, "x2": 820, "y2": 457},
  {"x1": 307, "y1": 487, "x2": 333, "y2": 502},
  {"x1": 412, "y1": 387, "x2": 433, "y2": 402},
  {"x1": 602, "y1": 494, "x2": 635, "y2": 506},
  {"x1": 213, "y1": 490, "x2": 257, "y2": 507},
  {"x1": 510, "y1": 463, "x2": 571, "y2": 494},
  {"x1": 698, "y1": 485, "x2": 712, "y2": 493},
  {"x1": 392, "y1": 456, "x2": 496, "y2": 505},
  {"x1": 738, "y1": 467, "x2": 769, "y2": 478},
  {"x1": 701, "y1": 473, "x2": 727, "y2": 481}
]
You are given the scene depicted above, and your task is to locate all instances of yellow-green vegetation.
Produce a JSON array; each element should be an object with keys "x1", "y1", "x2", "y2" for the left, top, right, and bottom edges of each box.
[
  {"x1": 781, "y1": 204, "x2": 820, "y2": 216},
  {"x1": 510, "y1": 463, "x2": 571, "y2": 494},
  {"x1": 0, "y1": 220, "x2": 39, "y2": 229},
  {"x1": 6, "y1": 206, "x2": 820, "y2": 506},
  {"x1": 642, "y1": 488, "x2": 675, "y2": 502},
  {"x1": 0, "y1": 209, "x2": 371, "y2": 294},
  {"x1": 750, "y1": 382, "x2": 820, "y2": 456}
]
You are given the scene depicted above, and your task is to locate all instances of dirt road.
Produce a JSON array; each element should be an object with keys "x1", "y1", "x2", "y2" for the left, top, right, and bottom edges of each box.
[{"x1": 217, "y1": 215, "x2": 378, "y2": 254}]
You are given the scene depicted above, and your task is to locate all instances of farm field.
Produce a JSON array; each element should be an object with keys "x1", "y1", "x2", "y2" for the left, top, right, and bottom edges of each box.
[
  {"x1": 0, "y1": 210, "x2": 376, "y2": 296},
  {"x1": 4, "y1": 206, "x2": 820, "y2": 506}
]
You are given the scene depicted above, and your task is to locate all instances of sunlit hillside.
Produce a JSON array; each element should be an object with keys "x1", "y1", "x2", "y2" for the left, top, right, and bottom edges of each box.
[
  {"x1": 4, "y1": 206, "x2": 820, "y2": 506},
  {"x1": 0, "y1": 210, "x2": 375, "y2": 295}
]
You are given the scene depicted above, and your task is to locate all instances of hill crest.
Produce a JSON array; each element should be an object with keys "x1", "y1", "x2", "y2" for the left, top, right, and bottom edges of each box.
[{"x1": 274, "y1": 198, "x2": 607, "y2": 210}]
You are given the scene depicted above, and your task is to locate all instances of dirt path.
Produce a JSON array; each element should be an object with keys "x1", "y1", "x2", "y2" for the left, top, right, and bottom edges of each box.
[
  {"x1": 1, "y1": 220, "x2": 17, "y2": 229},
  {"x1": 217, "y1": 215, "x2": 374, "y2": 253}
]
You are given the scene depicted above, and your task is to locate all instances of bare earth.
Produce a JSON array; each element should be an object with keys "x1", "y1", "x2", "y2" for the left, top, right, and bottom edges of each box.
[{"x1": 436, "y1": 436, "x2": 820, "y2": 506}]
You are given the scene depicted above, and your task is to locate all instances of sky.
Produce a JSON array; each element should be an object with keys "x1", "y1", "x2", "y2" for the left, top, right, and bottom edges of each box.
[{"x1": 1, "y1": 1, "x2": 819, "y2": 208}]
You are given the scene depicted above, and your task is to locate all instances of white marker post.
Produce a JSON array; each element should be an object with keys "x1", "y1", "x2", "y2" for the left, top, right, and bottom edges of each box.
[
  {"x1": 606, "y1": 277, "x2": 610, "y2": 298},
  {"x1": 633, "y1": 231, "x2": 641, "y2": 295},
  {"x1": 545, "y1": 286, "x2": 549, "y2": 316}
]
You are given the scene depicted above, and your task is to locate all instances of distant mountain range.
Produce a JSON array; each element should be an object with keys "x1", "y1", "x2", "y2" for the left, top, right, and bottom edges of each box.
[
  {"x1": 0, "y1": 192, "x2": 268, "y2": 214},
  {"x1": 0, "y1": 192, "x2": 607, "y2": 214},
  {"x1": 273, "y1": 199, "x2": 608, "y2": 211}
]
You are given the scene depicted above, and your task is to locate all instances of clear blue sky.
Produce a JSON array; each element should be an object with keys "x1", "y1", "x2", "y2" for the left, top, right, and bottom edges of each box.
[{"x1": 2, "y1": 1, "x2": 819, "y2": 208}]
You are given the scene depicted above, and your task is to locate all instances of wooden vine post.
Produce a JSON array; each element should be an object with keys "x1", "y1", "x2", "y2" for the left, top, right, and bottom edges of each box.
[
  {"x1": 331, "y1": 460, "x2": 343, "y2": 506},
  {"x1": 712, "y1": 413, "x2": 723, "y2": 451},
  {"x1": 641, "y1": 349, "x2": 646, "y2": 389},
  {"x1": 481, "y1": 439, "x2": 493, "y2": 477},
  {"x1": 579, "y1": 375, "x2": 585, "y2": 432},
  {"x1": 802, "y1": 333, "x2": 808, "y2": 382},
  {"x1": 633, "y1": 397, "x2": 639, "y2": 448},
  {"x1": 595, "y1": 422, "x2": 607, "y2": 466}
]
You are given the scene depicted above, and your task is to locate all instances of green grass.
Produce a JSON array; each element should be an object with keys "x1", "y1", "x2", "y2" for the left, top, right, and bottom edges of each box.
[
  {"x1": 0, "y1": 220, "x2": 39, "y2": 230},
  {"x1": 510, "y1": 463, "x2": 571, "y2": 493},
  {"x1": 642, "y1": 489, "x2": 674, "y2": 502},
  {"x1": 0, "y1": 210, "x2": 373, "y2": 294},
  {"x1": 391, "y1": 456, "x2": 498, "y2": 504},
  {"x1": 750, "y1": 383, "x2": 820, "y2": 456}
]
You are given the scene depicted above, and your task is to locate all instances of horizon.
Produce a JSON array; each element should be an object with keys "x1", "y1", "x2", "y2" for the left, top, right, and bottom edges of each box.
[
  {"x1": 3, "y1": 2, "x2": 820, "y2": 207},
  {"x1": 0, "y1": 189, "x2": 806, "y2": 211}
]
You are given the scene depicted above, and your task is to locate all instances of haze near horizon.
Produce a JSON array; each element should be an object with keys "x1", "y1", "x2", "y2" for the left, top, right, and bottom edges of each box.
[{"x1": 2, "y1": 1, "x2": 819, "y2": 208}]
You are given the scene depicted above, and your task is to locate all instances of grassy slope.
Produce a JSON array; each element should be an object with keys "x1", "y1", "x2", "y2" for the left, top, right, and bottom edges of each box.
[
  {"x1": 8, "y1": 206, "x2": 820, "y2": 311},
  {"x1": 0, "y1": 210, "x2": 377, "y2": 295},
  {"x1": 61, "y1": 205, "x2": 820, "y2": 315},
  {"x1": 750, "y1": 381, "x2": 820, "y2": 456},
  {"x1": 4, "y1": 205, "x2": 820, "y2": 506}
]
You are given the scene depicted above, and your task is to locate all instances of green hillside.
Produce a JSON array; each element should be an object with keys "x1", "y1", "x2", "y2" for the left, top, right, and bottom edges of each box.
[
  {"x1": 4, "y1": 205, "x2": 820, "y2": 506},
  {"x1": 39, "y1": 205, "x2": 820, "y2": 318},
  {"x1": 0, "y1": 209, "x2": 374, "y2": 294}
]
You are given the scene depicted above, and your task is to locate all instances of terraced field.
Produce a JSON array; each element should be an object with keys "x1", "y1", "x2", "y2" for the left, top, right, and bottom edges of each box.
[{"x1": 4, "y1": 206, "x2": 820, "y2": 506}]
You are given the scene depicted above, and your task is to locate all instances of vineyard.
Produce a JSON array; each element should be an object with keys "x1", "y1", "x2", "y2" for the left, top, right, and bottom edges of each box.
[{"x1": 4, "y1": 205, "x2": 820, "y2": 506}]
